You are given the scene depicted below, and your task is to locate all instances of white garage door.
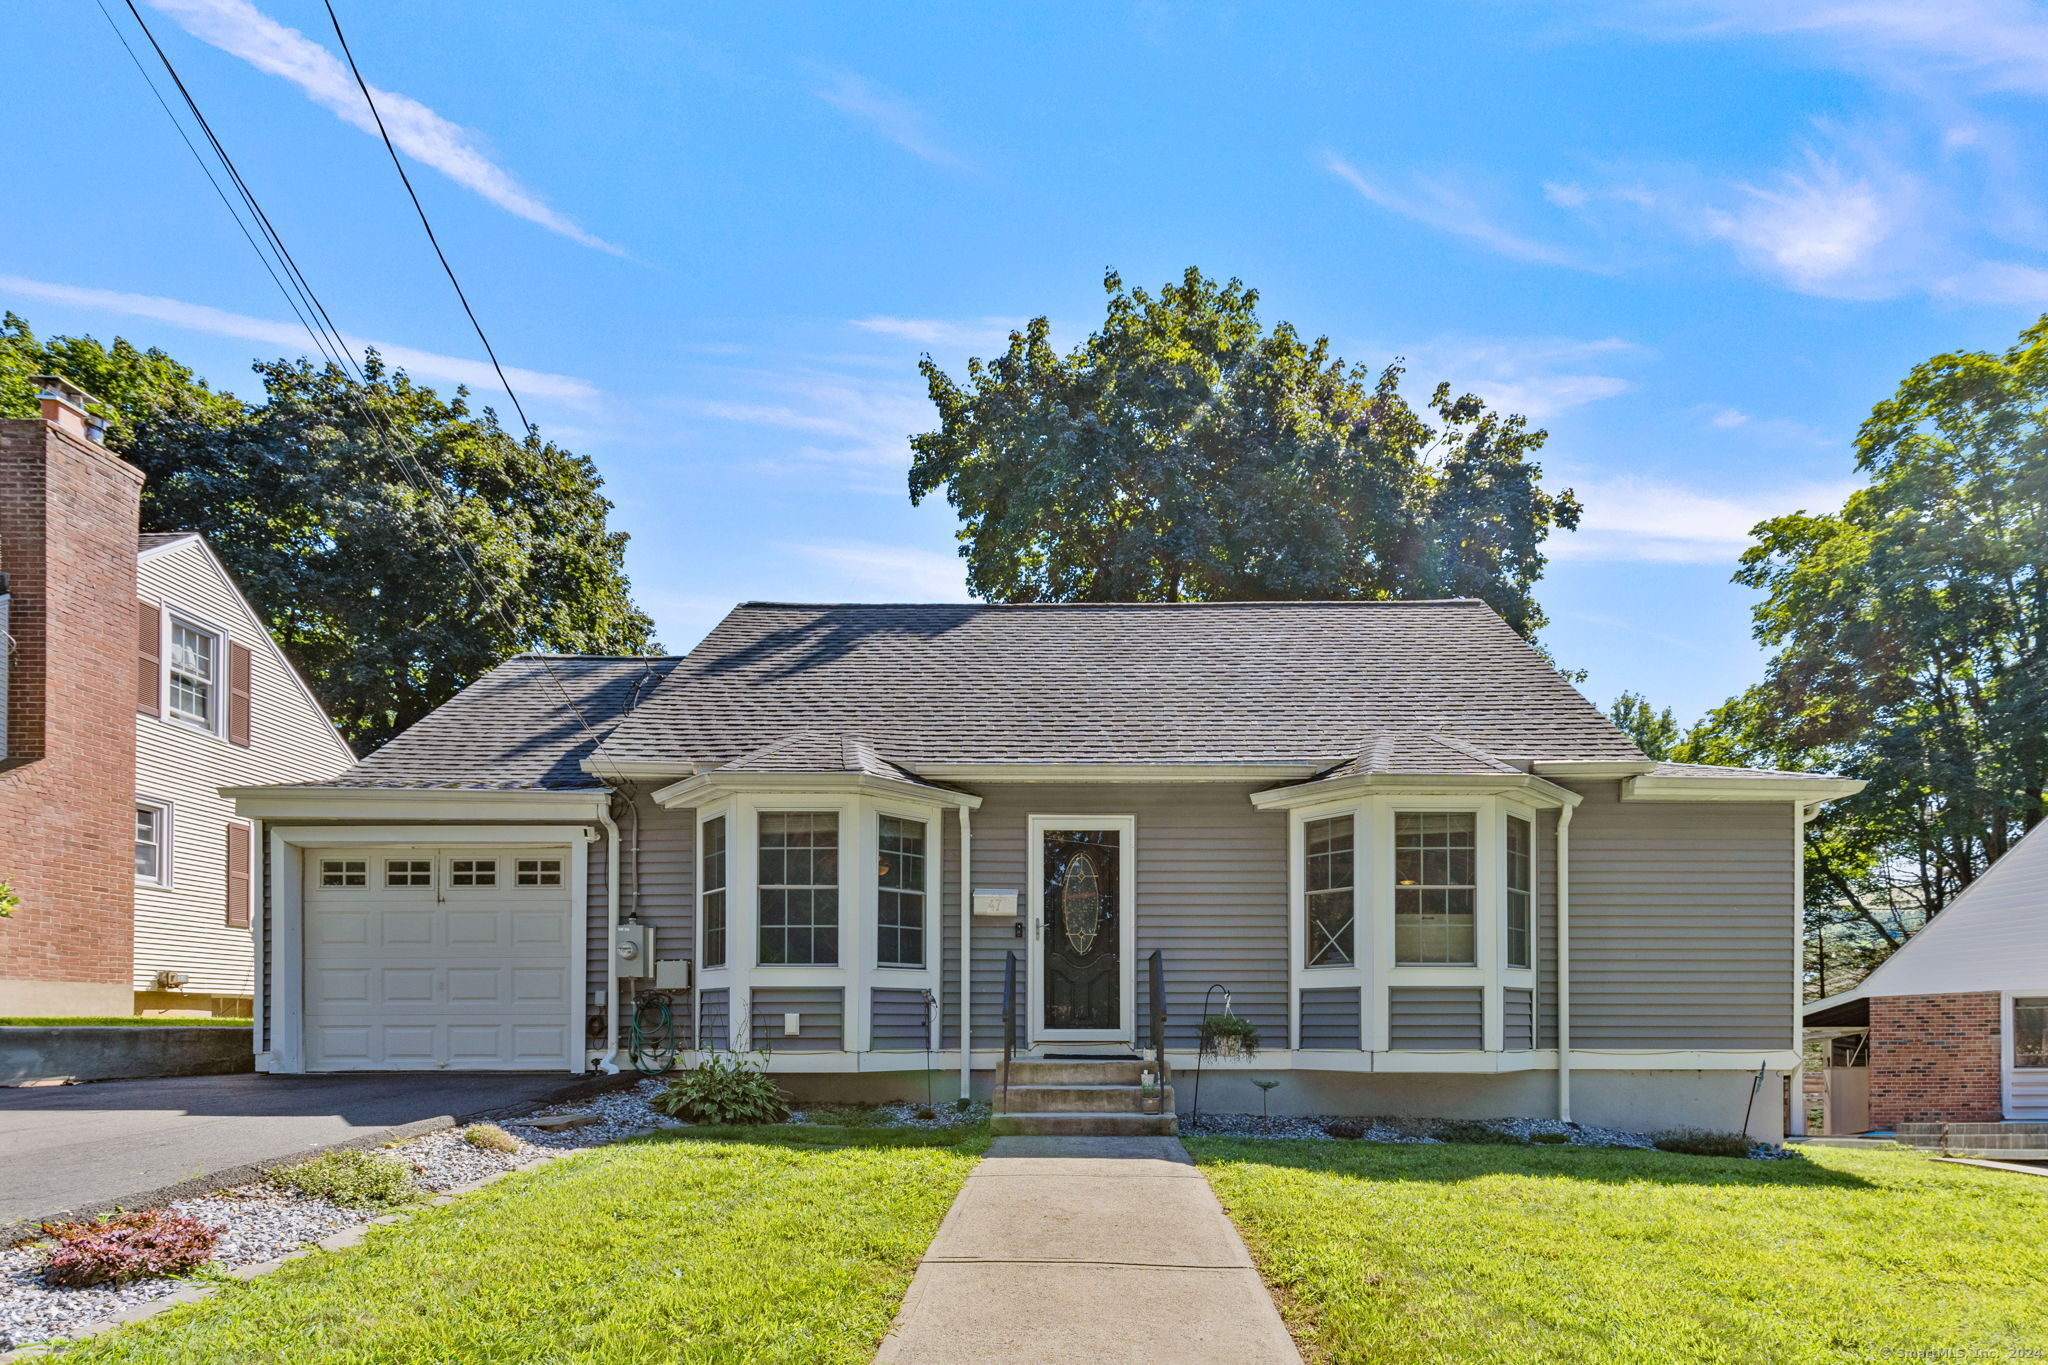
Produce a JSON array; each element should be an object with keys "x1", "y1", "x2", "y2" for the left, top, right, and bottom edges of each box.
[{"x1": 303, "y1": 847, "x2": 573, "y2": 1071}]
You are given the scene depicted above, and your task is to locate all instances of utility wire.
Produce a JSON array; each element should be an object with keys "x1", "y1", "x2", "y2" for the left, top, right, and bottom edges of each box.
[{"x1": 321, "y1": 0, "x2": 534, "y2": 439}]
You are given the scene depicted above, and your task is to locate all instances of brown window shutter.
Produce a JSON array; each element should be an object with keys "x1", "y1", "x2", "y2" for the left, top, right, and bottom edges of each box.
[
  {"x1": 225, "y1": 821, "x2": 252, "y2": 929},
  {"x1": 137, "y1": 601, "x2": 161, "y2": 716},
  {"x1": 228, "y1": 641, "x2": 253, "y2": 747}
]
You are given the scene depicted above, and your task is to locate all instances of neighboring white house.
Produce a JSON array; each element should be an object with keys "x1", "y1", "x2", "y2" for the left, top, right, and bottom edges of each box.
[{"x1": 134, "y1": 533, "x2": 354, "y2": 1015}]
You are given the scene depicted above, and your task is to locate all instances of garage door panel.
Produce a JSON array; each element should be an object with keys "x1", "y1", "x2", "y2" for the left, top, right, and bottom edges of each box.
[{"x1": 303, "y1": 845, "x2": 574, "y2": 1071}]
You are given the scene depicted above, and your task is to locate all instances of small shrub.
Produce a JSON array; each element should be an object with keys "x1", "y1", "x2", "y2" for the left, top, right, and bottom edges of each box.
[
  {"x1": 1322, "y1": 1120, "x2": 1366, "y2": 1140},
  {"x1": 653, "y1": 1051, "x2": 789, "y2": 1125},
  {"x1": 1652, "y1": 1128, "x2": 1755, "y2": 1158},
  {"x1": 1430, "y1": 1119, "x2": 1528, "y2": 1146},
  {"x1": 913, "y1": 1106, "x2": 938, "y2": 1121},
  {"x1": 40, "y1": 1211, "x2": 220, "y2": 1287},
  {"x1": 952, "y1": 1097, "x2": 971, "y2": 1113},
  {"x1": 1530, "y1": 1131, "x2": 1570, "y2": 1145},
  {"x1": 462, "y1": 1123, "x2": 519, "y2": 1154},
  {"x1": 268, "y1": 1150, "x2": 413, "y2": 1207}
]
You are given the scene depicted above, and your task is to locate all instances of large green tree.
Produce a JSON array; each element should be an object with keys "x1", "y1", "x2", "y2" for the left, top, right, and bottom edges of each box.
[
  {"x1": 908, "y1": 269, "x2": 1581, "y2": 635},
  {"x1": 2, "y1": 317, "x2": 658, "y2": 750}
]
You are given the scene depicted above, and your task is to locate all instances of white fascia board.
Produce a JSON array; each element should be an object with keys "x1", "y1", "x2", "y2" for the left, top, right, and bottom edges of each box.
[
  {"x1": 911, "y1": 763, "x2": 1320, "y2": 783},
  {"x1": 225, "y1": 785, "x2": 608, "y2": 823},
  {"x1": 1249, "y1": 772, "x2": 1583, "y2": 812},
  {"x1": 1530, "y1": 760, "x2": 1660, "y2": 780},
  {"x1": 650, "y1": 770, "x2": 983, "y2": 810},
  {"x1": 1621, "y1": 775, "x2": 1866, "y2": 803},
  {"x1": 580, "y1": 759, "x2": 701, "y2": 782}
]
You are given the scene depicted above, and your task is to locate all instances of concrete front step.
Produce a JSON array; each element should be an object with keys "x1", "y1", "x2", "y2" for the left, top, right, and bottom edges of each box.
[
  {"x1": 995, "y1": 1084, "x2": 1176, "y2": 1115},
  {"x1": 1000, "y1": 1059, "x2": 1153, "y2": 1086},
  {"x1": 989, "y1": 1112, "x2": 1180, "y2": 1137}
]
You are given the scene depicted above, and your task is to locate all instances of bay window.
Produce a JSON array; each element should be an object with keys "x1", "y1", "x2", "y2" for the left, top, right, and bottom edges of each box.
[
  {"x1": 758, "y1": 811, "x2": 838, "y2": 965},
  {"x1": 1394, "y1": 811, "x2": 1477, "y2": 965},
  {"x1": 1506, "y1": 814, "x2": 1532, "y2": 970},
  {"x1": 1304, "y1": 814, "x2": 1355, "y2": 967},
  {"x1": 701, "y1": 815, "x2": 727, "y2": 969},
  {"x1": 877, "y1": 814, "x2": 926, "y2": 967}
]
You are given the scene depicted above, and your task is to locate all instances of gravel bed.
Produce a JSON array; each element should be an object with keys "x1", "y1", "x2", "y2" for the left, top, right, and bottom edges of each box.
[
  {"x1": 498, "y1": 1079, "x2": 682, "y2": 1147},
  {"x1": 1182, "y1": 1111, "x2": 1788, "y2": 1157}
]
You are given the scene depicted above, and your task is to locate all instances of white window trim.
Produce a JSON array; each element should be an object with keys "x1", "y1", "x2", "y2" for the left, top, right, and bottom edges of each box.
[
  {"x1": 1026, "y1": 813, "x2": 1139, "y2": 1045},
  {"x1": 873, "y1": 802, "x2": 939, "y2": 974},
  {"x1": 161, "y1": 604, "x2": 229, "y2": 741},
  {"x1": 135, "y1": 796, "x2": 175, "y2": 888},
  {"x1": 696, "y1": 806, "x2": 733, "y2": 975}
]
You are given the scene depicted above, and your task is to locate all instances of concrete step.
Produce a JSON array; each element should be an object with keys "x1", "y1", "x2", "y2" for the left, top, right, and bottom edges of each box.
[
  {"x1": 1001, "y1": 1059, "x2": 1153, "y2": 1086},
  {"x1": 994, "y1": 1084, "x2": 1175, "y2": 1114},
  {"x1": 1941, "y1": 1124, "x2": 2048, "y2": 1135},
  {"x1": 989, "y1": 1111, "x2": 1180, "y2": 1137}
]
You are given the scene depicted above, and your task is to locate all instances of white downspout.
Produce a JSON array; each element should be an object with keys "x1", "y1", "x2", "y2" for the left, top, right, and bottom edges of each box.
[
  {"x1": 1789, "y1": 799, "x2": 1821, "y2": 1137},
  {"x1": 1556, "y1": 801, "x2": 1575, "y2": 1123},
  {"x1": 596, "y1": 798, "x2": 623, "y2": 1074},
  {"x1": 959, "y1": 804, "x2": 973, "y2": 1103}
]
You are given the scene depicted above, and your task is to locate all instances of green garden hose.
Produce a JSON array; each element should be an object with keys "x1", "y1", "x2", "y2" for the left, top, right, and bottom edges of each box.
[{"x1": 628, "y1": 991, "x2": 675, "y2": 1074}]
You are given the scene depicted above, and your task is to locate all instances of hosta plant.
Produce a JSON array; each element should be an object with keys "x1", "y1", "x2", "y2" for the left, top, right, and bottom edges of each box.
[
  {"x1": 40, "y1": 1210, "x2": 221, "y2": 1287},
  {"x1": 654, "y1": 1051, "x2": 789, "y2": 1125}
]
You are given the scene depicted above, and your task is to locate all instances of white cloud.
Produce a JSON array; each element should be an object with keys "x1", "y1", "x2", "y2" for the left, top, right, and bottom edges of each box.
[
  {"x1": 1394, "y1": 336, "x2": 1638, "y2": 422},
  {"x1": 679, "y1": 366, "x2": 933, "y2": 477},
  {"x1": 782, "y1": 541, "x2": 970, "y2": 599},
  {"x1": 146, "y1": 0, "x2": 619, "y2": 253},
  {"x1": 1662, "y1": 0, "x2": 2048, "y2": 96},
  {"x1": 812, "y1": 68, "x2": 972, "y2": 170},
  {"x1": 0, "y1": 273, "x2": 600, "y2": 405},
  {"x1": 1555, "y1": 474, "x2": 1859, "y2": 563},
  {"x1": 1323, "y1": 151, "x2": 1586, "y2": 268},
  {"x1": 1935, "y1": 259, "x2": 2048, "y2": 302},
  {"x1": 1695, "y1": 152, "x2": 1906, "y2": 295},
  {"x1": 1708, "y1": 407, "x2": 1751, "y2": 428},
  {"x1": 851, "y1": 316, "x2": 1025, "y2": 350}
]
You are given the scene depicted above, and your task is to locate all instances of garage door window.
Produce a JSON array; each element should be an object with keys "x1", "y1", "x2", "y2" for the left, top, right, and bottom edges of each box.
[
  {"x1": 517, "y1": 858, "x2": 563, "y2": 886},
  {"x1": 451, "y1": 858, "x2": 497, "y2": 887},
  {"x1": 385, "y1": 859, "x2": 432, "y2": 887},
  {"x1": 319, "y1": 859, "x2": 366, "y2": 887}
]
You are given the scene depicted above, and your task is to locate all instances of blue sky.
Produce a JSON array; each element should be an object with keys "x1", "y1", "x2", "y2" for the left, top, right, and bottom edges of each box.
[{"x1": 7, "y1": 2, "x2": 2047, "y2": 722}]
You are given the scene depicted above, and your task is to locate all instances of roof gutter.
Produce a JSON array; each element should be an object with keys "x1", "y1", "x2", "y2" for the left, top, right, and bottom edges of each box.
[{"x1": 225, "y1": 786, "x2": 609, "y2": 823}]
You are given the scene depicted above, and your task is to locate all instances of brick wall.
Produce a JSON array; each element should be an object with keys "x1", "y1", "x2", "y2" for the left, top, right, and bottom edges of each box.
[
  {"x1": 1868, "y1": 991, "x2": 2004, "y2": 1126},
  {"x1": 0, "y1": 417, "x2": 145, "y2": 1012}
]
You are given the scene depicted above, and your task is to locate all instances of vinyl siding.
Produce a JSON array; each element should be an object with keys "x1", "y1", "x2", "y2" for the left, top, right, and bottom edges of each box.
[
  {"x1": 1299, "y1": 986, "x2": 1362, "y2": 1049},
  {"x1": 1389, "y1": 987, "x2": 1484, "y2": 1049},
  {"x1": 752, "y1": 986, "x2": 845, "y2": 1052},
  {"x1": 963, "y1": 783, "x2": 1289, "y2": 1051},
  {"x1": 594, "y1": 793, "x2": 695, "y2": 1049},
  {"x1": 136, "y1": 539, "x2": 352, "y2": 998},
  {"x1": 872, "y1": 987, "x2": 937, "y2": 1050},
  {"x1": 1561, "y1": 781, "x2": 1795, "y2": 1049},
  {"x1": 1505, "y1": 987, "x2": 1534, "y2": 1050}
]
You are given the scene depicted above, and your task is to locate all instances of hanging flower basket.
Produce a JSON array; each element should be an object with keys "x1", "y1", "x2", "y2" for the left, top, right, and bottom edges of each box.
[{"x1": 1198, "y1": 1012, "x2": 1260, "y2": 1059}]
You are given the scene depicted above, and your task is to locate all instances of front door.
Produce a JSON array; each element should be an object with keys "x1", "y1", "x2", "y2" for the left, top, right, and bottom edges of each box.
[{"x1": 1036, "y1": 824, "x2": 1128, "y2": 1040}]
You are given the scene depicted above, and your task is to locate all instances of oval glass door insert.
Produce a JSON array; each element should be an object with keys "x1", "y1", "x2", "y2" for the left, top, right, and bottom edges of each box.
[{"x1": 1062, "y1": 852, "x2": 1102, "y2": 954}]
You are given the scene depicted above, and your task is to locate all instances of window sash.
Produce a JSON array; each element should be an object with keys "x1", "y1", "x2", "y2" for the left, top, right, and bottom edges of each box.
[
  {"x1": 1303, "y1": 815, "x2": 1355, "y2": 968},
  {"x1": 167, "y1": 621, "x2": 215, "y2": 726},
  {"x1": 758, "y1": 812, "x2": 838, "y2": 966},
  {"x1": 2017, "y1": 998, "x2": 2048, "y2": 1069},
  {"x1": 702, "y1": 816, "x2": 727, "y2": 969},
  {"x1": 1394, "y1": 811, "x2": 1478, "y2": 965},
  {"x1": 877, "y1": 814, "x2": 925, "y2": 967},
  {"x1": 1506, "y1": 815, "x2": 1532, "y2": 970},
  {"x1": 134, "y1": 806, "x2": 163, "y2": 881}
]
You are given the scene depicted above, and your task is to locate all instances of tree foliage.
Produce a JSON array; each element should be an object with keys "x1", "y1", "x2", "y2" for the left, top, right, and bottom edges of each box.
[
  {"x1": 1, "y1": 317, "x2": 658, "y2": 750},
  {"x1": 908, "y1": 269, "x2": 1581, "y2": 635},
  {"x1": 1607, "y1": 691, "x2": 1680, "y2": 760}
]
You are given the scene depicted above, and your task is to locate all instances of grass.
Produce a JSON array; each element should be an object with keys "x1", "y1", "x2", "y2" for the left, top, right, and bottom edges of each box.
[
  {"x1": 0, "y1": 1017, "x2": 250, "y2": 1027},
  {"x1": 1187, "y1": 1138, "x2": 2048, "y2": 1364},
  {"x1": 45, "y1": 1123, "x2": 987, "y2": 1365}
]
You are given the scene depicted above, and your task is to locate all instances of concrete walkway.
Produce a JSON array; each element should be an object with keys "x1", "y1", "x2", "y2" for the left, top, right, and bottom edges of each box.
[{"x1": 876, "y1": 1135, "x2": 1300, "y2": 1364}]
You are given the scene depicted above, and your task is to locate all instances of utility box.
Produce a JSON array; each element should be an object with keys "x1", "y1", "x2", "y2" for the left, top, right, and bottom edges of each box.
[
  {"x1": 615, "y1": 923, "x2": 654, "y2": 977},
  {"x1": 653, "y1": 958, "x2": 691, "y2": 990}
]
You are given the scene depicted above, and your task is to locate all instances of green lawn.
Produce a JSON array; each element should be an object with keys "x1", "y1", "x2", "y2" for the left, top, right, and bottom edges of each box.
[
  {"x1": 49, "y1": 1125, "x2": 986, "y2": 1365},
  {"x1": 1188, "y1": 1138, "x2": 2048, "y2": 1364}
]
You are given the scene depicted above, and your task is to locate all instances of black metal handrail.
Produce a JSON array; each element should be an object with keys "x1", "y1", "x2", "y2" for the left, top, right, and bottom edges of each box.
[
  {"x1": 1148, "y1": 949, "x2": 1167, "y2": 1093},
  {"x1": 1000, "y1": 950, "x2": 1018, "y2": 1113}
]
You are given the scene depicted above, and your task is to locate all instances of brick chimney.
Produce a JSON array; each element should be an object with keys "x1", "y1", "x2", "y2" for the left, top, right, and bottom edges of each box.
[{"x1": 0, "y1": 375, "x2": 146, "y2": 1014}]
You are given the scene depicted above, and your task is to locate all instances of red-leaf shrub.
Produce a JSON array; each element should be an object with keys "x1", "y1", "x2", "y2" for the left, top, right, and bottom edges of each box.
[{"x1": 39, "y1": 1210, "x2": 222, "y2": 1287}]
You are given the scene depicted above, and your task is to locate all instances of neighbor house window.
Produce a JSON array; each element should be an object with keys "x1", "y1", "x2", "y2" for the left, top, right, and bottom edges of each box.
[
  {"x1": 1395, "y1": 811, "x2": 1477, "y2": 964},
  {"x1": 450, "y1": 859, "x2": 496, "y2": 886},
  {"x1": 385, "y1": 858, "x2": 432, "y2": 887},
  {"x1": 758, "y1": 812, "x2": 838, "y2": 965},
  {"x1": 701, "y1": 816, "x2": 727, "y2": 969},
  {"x1": 1506, "y1": 815, "x2": 1532, "y2": 970},
  {"x1": 135, "y1": 802, "x2": 171, "y2": 884},
  {"x1": 877, "y1": 814, "x2": 926, "y2": 967},
  {"x1": 1304, "y1": 815, "x2": 1355, "y2": 967},
  {"x1": 167, "y1": 619, "x2": 218, "y2": 729},
  {"x1": 2017, "y1": 998, "x2": 2048, "y2": 1069},
  {"x1": 516, "y1": 858, "x2": 562, "y2": 886},
  {"x1": 319, "y1": 859, "x2": 366, "y2": 887}
]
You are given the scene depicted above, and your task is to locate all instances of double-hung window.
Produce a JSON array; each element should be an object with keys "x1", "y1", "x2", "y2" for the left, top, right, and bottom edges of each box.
[
  {"x1": 134, "y1": 802, "x2": 171, "y2": 884},
  {"x1": 1506, "y1": 815, "x2": 1532, "y2": 969},
  {"x1": 758, "y1": 812, "x2": 838, "y2": 965},
  {"x1": 2016, "y1": 998, "x2": 2048, "y2": 1069},
  {"x1": 1394, "y1": 811, "x2": 1477, "y2": 965},
  {"x1": 1303, "y1": 815, "x2": 1355, "y2": 967},
  {"x1": 877, "y1": 815, "x2": 926, "y2": 967},
  {"x1": 167, "y1": 619, "x2": 218, "y2": 729},
  {"x1": 701, "y1": 816, "x2": 727, "y2": 969}
]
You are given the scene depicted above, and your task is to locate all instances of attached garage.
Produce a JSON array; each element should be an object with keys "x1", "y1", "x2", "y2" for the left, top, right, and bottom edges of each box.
[{"x1": 299, "y1": 845, "x2": 576, "y2": 1071}]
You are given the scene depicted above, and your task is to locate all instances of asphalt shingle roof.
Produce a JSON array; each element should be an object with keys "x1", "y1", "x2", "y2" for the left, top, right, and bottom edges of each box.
[
  {"x1": 587, "y1": 600, "x2": 1648, "y2": 770},
  {"x1": 318, "y1": 655, "x2": 681, "y2": 791}
]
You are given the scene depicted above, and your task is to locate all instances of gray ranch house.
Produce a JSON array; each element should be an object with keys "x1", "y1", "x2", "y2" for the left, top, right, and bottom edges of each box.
[{"x1": 232, "y1": 601, "x2": 1860, "y2": 1139}]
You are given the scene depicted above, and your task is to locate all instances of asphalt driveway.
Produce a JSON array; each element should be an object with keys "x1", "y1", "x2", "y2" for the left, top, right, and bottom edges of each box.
[{"x1": 0, "y1": 1071, "x2": 591, "y2": 1233}]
